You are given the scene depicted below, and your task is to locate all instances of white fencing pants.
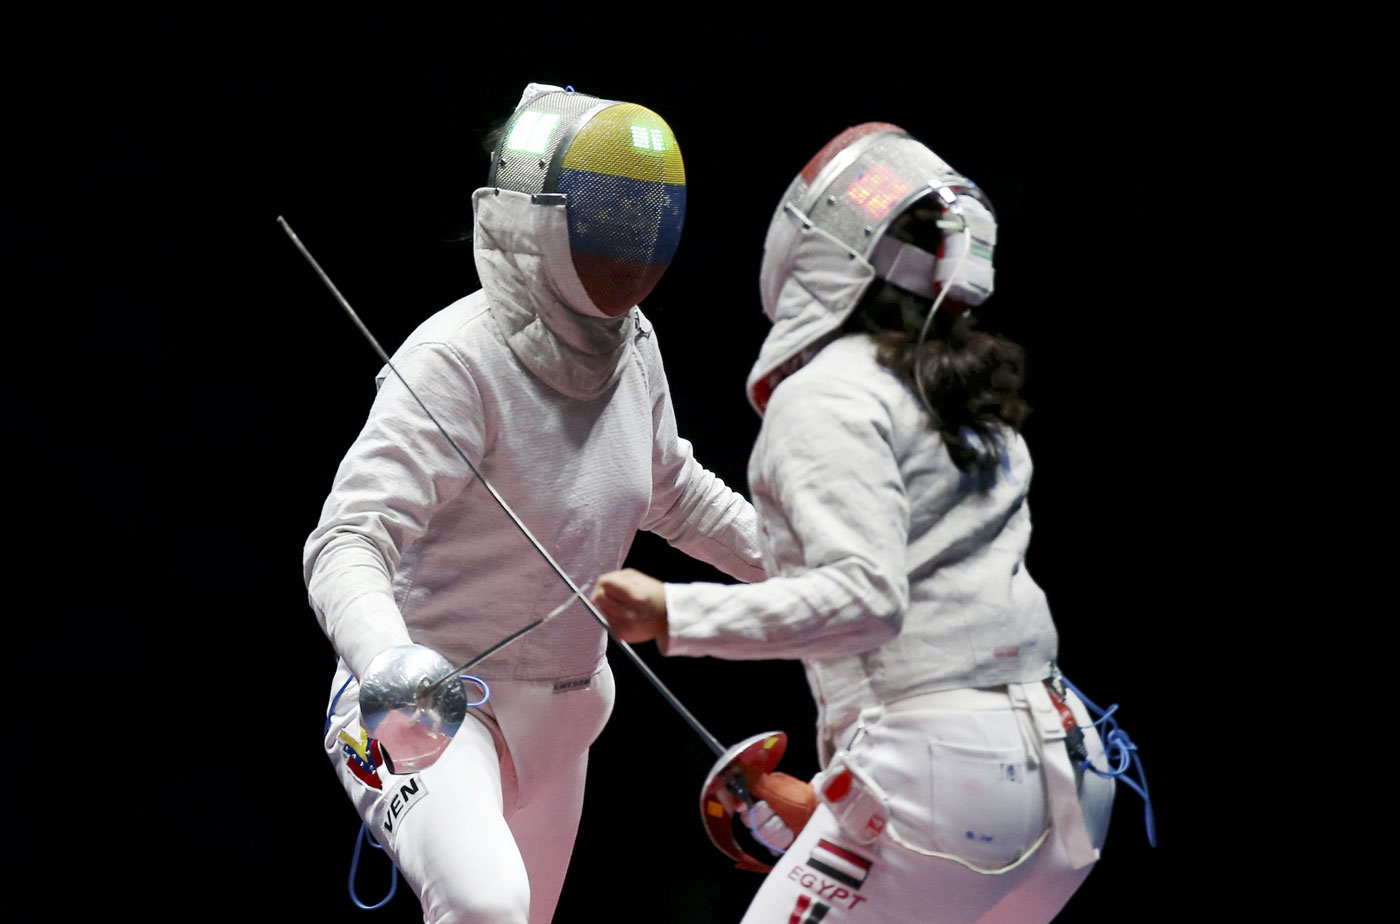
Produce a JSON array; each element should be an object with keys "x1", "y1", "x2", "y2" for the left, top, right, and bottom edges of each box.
[
  {"x1": 738, "y1": 686, "x2": 1114, "y2": 924},
  {"x1": 323, "y1": 660, "x2": 615, "y2": 924}
]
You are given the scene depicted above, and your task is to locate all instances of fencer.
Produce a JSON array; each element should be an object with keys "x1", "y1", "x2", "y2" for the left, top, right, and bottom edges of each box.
[
  {"x1": 305, "y1": 83, "x2": 764, "y2": 924},
  {"x1": 593, "y1": 123, "x2": 1116, "y2": 924}
]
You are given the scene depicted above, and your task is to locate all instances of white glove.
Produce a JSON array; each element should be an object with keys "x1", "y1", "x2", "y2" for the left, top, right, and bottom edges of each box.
[{"x1": 747, "y1": 800, "x2": 797, "y2": 852}]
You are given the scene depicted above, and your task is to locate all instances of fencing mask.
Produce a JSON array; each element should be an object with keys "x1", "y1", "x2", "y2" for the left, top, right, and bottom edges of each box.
[
  {"x1": 747, "y1": 123, "x2": 998, "y2": 413},
  {"x1": 488, "y1": 85, "x2": 686, "y2": 317}
]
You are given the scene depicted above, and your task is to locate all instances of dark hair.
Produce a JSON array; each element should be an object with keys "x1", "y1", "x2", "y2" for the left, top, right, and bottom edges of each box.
[
  {"x1": 844, "y1": 206, "x2": 1030, "y2": 473},
  {"x1": 444, "y1": 122, "x2": 509, "y2": 246},
  {"x1": 483, "y1": 123, "x2": 506, "y2": 159}
]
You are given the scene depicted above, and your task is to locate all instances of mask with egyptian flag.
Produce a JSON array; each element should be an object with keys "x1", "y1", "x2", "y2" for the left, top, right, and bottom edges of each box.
[{"x1": 747, "y1": 123, "x2": 998, "y2": 413}]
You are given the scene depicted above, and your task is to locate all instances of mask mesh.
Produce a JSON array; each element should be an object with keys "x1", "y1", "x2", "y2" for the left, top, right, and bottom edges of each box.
[
  {"x1": 795, "y1": 133, "x2": 955, "y2": 259},
  {"x1": 490, "y1": 92, "x2": 686, "y2": 314}
]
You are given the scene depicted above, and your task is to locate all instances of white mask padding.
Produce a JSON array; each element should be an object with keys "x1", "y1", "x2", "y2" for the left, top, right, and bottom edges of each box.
[
  {"x1": 869, "y1": 235, "x2": 939, "y2": 299},
  {"x1": 513, "y1": 82, "x2": 567, "y2": 112},
  {"x1": 867, "y1": 194, "x2": 997, "y2": 306},
  {"x1": 934, "y1": 195, "x2": 997, "y2": 306}
]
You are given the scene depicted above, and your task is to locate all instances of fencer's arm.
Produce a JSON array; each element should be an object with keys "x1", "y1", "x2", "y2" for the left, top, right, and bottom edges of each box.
[
  {"x1": 646, "y1": 444, "x2": 765, "y2": 582},
  {"x1": 660, "y1": 371, "x2": 911, "y2": 661},
  {"x1": 303, "y1": 342, "x2": 487, "y2": 680},
  {"x1": 591, "y1": 568, "x2": 669, "y2": 644},
  {"x1": 637, "y1": 327, "x2": 766, "y2": 583},
  {"x1": 305, "y1": 540, "x2": 412, "y2": 683}
]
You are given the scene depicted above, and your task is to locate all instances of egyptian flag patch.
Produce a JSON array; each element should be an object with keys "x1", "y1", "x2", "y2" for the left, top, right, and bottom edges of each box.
[
  {"x1": 789, "y1": 895, "x2": 830, "y2": 923},
  {"x1": 805, "y1": 839, "x2": 872, "y2": 889}
]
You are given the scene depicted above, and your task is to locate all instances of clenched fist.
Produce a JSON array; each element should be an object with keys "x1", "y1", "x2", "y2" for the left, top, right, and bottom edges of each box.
[{"x1": 591, "y1": 568, "x2": 669, "y2": 645}]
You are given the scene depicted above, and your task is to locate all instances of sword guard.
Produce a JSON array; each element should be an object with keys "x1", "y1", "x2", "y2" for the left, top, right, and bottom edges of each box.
[{"x1": 699, "y1": 731, "x2": 788, "y2": 872}]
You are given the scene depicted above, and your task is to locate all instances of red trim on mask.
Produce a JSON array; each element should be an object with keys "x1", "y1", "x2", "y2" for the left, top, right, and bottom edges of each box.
[{"x1": 799, "y1": 123, "x2": 905, "y2": 184}]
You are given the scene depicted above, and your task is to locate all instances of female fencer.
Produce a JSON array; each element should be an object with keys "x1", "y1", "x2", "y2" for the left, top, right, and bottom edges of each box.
[{"x1": 592, "y1": 123, "x2": 1115, "y2": 924}]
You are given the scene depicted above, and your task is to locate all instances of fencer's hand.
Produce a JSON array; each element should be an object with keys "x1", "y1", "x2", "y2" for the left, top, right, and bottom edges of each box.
[
  {"x1": 747, "y1": 801, "x2": 797, "y2": 852},
  {"x1": 752, "y1": 771, "x2": 817, "y2": 835},
  {"x1": 591, "y1": 568, "x2": 668, "y2": 644}
]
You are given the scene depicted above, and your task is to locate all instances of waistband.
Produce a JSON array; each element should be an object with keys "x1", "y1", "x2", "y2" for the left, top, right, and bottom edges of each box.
[{"x1": 884, "y1": 685, "x2": 1013, "y2": 713}]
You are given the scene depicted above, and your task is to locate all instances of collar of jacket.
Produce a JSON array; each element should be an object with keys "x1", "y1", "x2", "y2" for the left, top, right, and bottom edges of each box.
[
  {"x1": 472, "y1": 187, "x2": 636, "y2": 400},
  {"x1": 745, "y1": 218, "x2": 876, "y2": 415}
]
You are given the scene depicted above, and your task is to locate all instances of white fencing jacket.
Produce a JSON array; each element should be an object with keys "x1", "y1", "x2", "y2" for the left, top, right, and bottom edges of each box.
[
  {"x1": 304, "y1": 189, "x2": 764, "y2": 684},
  {"x1": 666, "y1": 279, "x2": 1057, "y2": 745}
]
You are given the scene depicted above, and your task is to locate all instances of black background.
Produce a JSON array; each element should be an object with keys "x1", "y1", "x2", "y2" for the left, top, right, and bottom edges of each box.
[{"x1": 9, "y1": 5, "x2": 1245, "y2": 921}]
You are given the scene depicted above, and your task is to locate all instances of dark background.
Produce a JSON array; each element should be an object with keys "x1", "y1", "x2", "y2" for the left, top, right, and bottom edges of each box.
[{"x1": 9, "y1": 5, "x2": 1245, "y2": 921}]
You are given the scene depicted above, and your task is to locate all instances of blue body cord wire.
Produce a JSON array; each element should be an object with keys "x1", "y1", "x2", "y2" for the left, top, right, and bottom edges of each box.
[
  {"x1": 1061, "y1": 676, "x2": 1157, "y2": 847},
  {"x1": 349, "y1": 824, "x2": 398, "y2": 910}
]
